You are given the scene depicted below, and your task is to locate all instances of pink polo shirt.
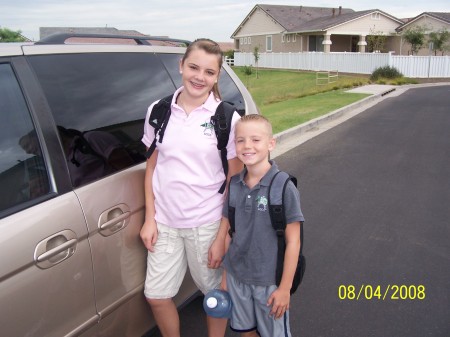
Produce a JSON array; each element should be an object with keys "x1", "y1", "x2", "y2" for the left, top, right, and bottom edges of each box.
[{"x1": 142, "y1": 87, "x2": 240, "y2": 228}]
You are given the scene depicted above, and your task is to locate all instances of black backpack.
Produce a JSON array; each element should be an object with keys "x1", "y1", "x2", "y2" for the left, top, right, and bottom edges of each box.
[
  {"x1": 228, "y1": 170, "x2": 306, "y2": 294},
  {"x1": 145, "y1": 94, "x2": 236, "y2": 193}
]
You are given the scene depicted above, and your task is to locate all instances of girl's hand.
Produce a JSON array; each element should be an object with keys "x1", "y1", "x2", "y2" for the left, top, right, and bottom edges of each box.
[
  {"x1": 140, "y1": 219, "x2": 158, "y2": 252},
  {"x1": 208, "y1": 236, "x2": 225, "y2": 269},
  {"x1": 267, "y1": 287, "x2": 291, "y2": 319}
]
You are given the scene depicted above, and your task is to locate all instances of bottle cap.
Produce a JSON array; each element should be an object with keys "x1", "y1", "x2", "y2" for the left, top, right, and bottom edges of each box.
[
  {"x1": 203, "y1": 289, "x2": 232, "y2": 318},
  {"x1": 206, "y1": 297, "x2": 218, "y2": 308}
]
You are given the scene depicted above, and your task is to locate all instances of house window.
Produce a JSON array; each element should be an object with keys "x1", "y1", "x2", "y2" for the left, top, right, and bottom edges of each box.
[
  {"x1": 371, "y1": 13, "x2": 380, "y2": 20},
  {"x1": 309, "y1": 35, "x2": 324, "y2": 52},
  {"x1": 244, "y1": 37, "x2": 248, "y2": 44},
  {"x1": 248, "y1": 37, "x2": 251, "y2": 44},
  {"x1": 282, "y1": 35, "x2": 285, "y2": 43},
  {"x1": 287, "y1": 35, "x2": 291, "y2": 42},
  {"x1": 266, "y1": 36, "x2": 272, "y2": 52},
  {"x1": 240, "y1": 38, "x2": 243, "y2": 45},
  {"x1": 293, "y1": 34, "x2": 296, "y2": 42}
]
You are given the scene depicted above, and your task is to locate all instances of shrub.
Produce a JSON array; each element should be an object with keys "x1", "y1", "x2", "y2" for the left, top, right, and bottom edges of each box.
[
  {"x1": 223, "y1": 49, "x2": 234, "y2": 59},
  {"x1": 242, "y1": 65, "x2": 253, "y2": 76},
  {"x1": 370, "y1": 66, "x2": 403, "y2": 81}
]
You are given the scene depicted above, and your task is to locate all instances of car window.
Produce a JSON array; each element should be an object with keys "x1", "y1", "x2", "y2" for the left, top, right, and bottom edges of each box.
[
  {"x1": 158, "y1": 53, "x2": 183, "y2": 88},
  {"x1": 0, "y1": 64, "x2": 50, "y2": 214},
  {"x1": 158, "y1": 54, "x2": 246, "y2": 116},
  {"x1": 29, "y1": 52, "x2": 177, "y2": 187},
  {"x1": 217, "y1": 70, "x2": 246, "y2": 116}
]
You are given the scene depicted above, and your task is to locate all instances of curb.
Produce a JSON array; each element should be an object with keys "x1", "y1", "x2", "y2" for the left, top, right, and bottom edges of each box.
[
  {"x1": 274, "y1": 90, "x2": 389, "y2": 145},
  {"x1": 273, "y1": 82, "x2": 450, "y2": 147}
]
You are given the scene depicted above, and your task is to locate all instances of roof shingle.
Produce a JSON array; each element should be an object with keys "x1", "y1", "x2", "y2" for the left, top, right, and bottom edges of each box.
[{"x1": 258, "y1": 5, "x2": 354, "y2": 31}]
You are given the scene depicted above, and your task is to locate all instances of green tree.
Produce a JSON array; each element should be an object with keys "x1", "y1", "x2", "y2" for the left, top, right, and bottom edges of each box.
[
  {"x1": 402, "y1": 26, "x2": 426, "y2": 55},
  {"x1": 429, "y1": 29, "x2": 450, "y2": 56},
  {"x1": 223, "y1": 49, "x2": 234, "y2": 59},
  {"x1": 0, "y1": 27, "x2": 27, "y2": 42},
  {"x1": 253, "y1": 46, "x2": 260, "y2": 79},
  {"x1": 367, "y1": 28, "x2": 387, "y2": 52}
]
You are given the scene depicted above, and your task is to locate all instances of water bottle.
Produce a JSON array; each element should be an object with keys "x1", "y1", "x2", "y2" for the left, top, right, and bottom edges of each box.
[{"x1": 203, "y1": 289, "x2": 233, "y2": 318}]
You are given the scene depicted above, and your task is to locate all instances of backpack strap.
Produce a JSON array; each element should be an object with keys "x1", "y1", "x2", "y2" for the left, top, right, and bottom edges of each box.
[
  {"x1": 268, "y1": 171, "x2": 295, "y2": 233},
  {"x1": 145, "y1": 94, "x2": 174, "y2": 159},
  {"x1": 228, "y1": 169, "x2": 304, "y2": 293},
  {"x1": 268, "y1": 171, "x2": 299, "y2": 289},
  {"x1": 211, "y1": 101, "x2": 235, "y2": 194},
  {"x1": 227, "y1": 175, "x2": 240, "y2": 238}
]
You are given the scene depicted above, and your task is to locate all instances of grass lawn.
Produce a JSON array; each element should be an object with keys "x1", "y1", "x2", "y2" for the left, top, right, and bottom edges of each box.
[
  {"x1": 263, "y1": 90, "x2": 370, "y2": 134},
  {"x1": 232, "y1": 67, "x2": 371, "y2": 133}
]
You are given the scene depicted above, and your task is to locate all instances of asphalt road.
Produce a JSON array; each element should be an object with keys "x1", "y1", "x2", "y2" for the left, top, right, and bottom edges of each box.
[{"x1": 149, "y1": 85, "x2": 450, "y2": 337}]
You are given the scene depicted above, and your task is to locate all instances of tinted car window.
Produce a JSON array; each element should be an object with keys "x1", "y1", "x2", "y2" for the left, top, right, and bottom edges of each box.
[
  {"x1": 0, "y1": 64, "x2": 50, "y2": 213},
  {"x1": 158, "y1": 53, "x2": 183, "y2": 87},
  {"x1": 217, "y1": 70, "x2": 245, "y2": 116},
  {"x1": 159, "y1": 54, "x2": 245, "y2": 115},
  {"x1": 29, "y1": 53, "x2": 177, "y2": 187}
]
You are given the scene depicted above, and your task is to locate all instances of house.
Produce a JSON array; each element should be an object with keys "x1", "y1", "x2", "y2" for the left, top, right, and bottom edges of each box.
[
  {"x1": 217, "y1": 42, "x2": 235, "y2": 52},
  {"x1": 231, "y1": 4, "x2": 404, "y2": 54},
  {"x1": 396, "y1": 12, "x2": 450, "y2": 55}
]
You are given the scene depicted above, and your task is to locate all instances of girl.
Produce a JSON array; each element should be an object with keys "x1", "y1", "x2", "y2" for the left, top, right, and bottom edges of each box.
[{"x1": 140, "y1": 39, "x2": 243, "y2": 337}]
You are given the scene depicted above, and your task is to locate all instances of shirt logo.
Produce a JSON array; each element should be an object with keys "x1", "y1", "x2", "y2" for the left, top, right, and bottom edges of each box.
[
  {"x1": 256, "y1": 195, "x2": 268, "y2": 212},
  {"x1": 200, "y1": 121, "x2": 214, "y2": 136}
]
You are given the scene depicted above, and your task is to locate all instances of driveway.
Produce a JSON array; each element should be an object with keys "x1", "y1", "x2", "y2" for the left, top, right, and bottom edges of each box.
[{"x1": 275, "y1": 83, "x2": 450, "y2": 337}]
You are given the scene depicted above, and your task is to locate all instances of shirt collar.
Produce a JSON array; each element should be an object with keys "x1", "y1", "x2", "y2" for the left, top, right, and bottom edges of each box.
[
  {"x1": 203, "y1": 92, "x2": 220, "y2": 113},
  {"x1": 238, "y1": 160, "x2": 279, "y2": 187},
  {"x1": 171, "y1": 87, "x2": 219, "y2": 114}
]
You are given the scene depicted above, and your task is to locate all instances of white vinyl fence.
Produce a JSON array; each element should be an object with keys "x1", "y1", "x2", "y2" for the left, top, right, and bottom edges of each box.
[{"x1": 231, "y1": 52, "x2": 450, "y2": 78}]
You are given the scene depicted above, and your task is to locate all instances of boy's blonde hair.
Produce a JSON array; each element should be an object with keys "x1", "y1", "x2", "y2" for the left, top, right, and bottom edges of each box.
[{"x1": 237, "y1": 114, "x2": 273, "y2": 137}]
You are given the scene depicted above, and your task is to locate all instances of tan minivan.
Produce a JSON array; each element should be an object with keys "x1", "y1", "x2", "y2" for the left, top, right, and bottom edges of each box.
[{"x1": 0, "y1": 34, "x2": 258, "y2": 337}]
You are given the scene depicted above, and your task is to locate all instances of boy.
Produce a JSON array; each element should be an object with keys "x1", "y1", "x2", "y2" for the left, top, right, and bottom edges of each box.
[{"x1": 220, "y1": 114, "x2": 304, "y2": 337}]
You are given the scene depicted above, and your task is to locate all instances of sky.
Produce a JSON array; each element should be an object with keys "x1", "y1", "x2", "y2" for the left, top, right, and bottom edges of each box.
[{"x1": 1, "y1": 0, "x2": 449, "y2": 42}]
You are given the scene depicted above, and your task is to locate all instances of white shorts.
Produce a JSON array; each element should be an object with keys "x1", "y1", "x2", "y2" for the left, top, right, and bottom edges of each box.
[{"x1": 144, "y1": 221, "x2": 222, "y2": 299}]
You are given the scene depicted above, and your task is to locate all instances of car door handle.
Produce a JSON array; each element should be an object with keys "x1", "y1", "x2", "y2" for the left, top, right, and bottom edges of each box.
[
  {"x1": 34, "y1": 230, "x2": 78, "y2": 269},
  {"x1": 36, "y1": 239, "x2": 77, "y2": 262},
  {"x1": 100, "y1": 211, "x2": 130, "y2": 230},
  {"x1": 98, "y1": 204, "x2": 130, "y2": 236}
]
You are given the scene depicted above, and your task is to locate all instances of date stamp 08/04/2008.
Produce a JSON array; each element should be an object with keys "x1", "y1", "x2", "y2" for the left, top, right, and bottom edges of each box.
[{"x1": 338, "y1": 285, "x2": 426, "y2": 301}]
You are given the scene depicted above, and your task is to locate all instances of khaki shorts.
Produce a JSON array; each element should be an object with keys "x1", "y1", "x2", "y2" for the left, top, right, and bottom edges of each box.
[{"x1": 144, "y1": 221, "x2": 222, "y2": 299}]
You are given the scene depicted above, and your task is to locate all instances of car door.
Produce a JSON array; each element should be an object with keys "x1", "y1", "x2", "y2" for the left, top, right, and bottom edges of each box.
[
  {"x1": 25, "y1": 47, "x2": 186, "y2": 335},
  {"x1": 0, "y1": 61, "x2": 98, "y2": 337}
]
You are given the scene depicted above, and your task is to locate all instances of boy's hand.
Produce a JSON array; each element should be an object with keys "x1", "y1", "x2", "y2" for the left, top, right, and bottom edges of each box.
[{"x1": 267, "y1": 287, "x2": 290, "y2": 319}]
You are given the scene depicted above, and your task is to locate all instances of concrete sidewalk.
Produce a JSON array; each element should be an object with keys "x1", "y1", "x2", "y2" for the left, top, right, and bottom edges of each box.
[
  {"x1": 271, "y1": 82, "x2": 450, "y2": 158},
  {"x1": 345, "y1": 84, "x2": 396, "y2": 95}
]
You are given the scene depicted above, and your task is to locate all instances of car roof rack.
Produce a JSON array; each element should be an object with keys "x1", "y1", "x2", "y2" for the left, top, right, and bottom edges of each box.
[{"x1": 35, "y1": 33, "x2": 191, "y2": 46}]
